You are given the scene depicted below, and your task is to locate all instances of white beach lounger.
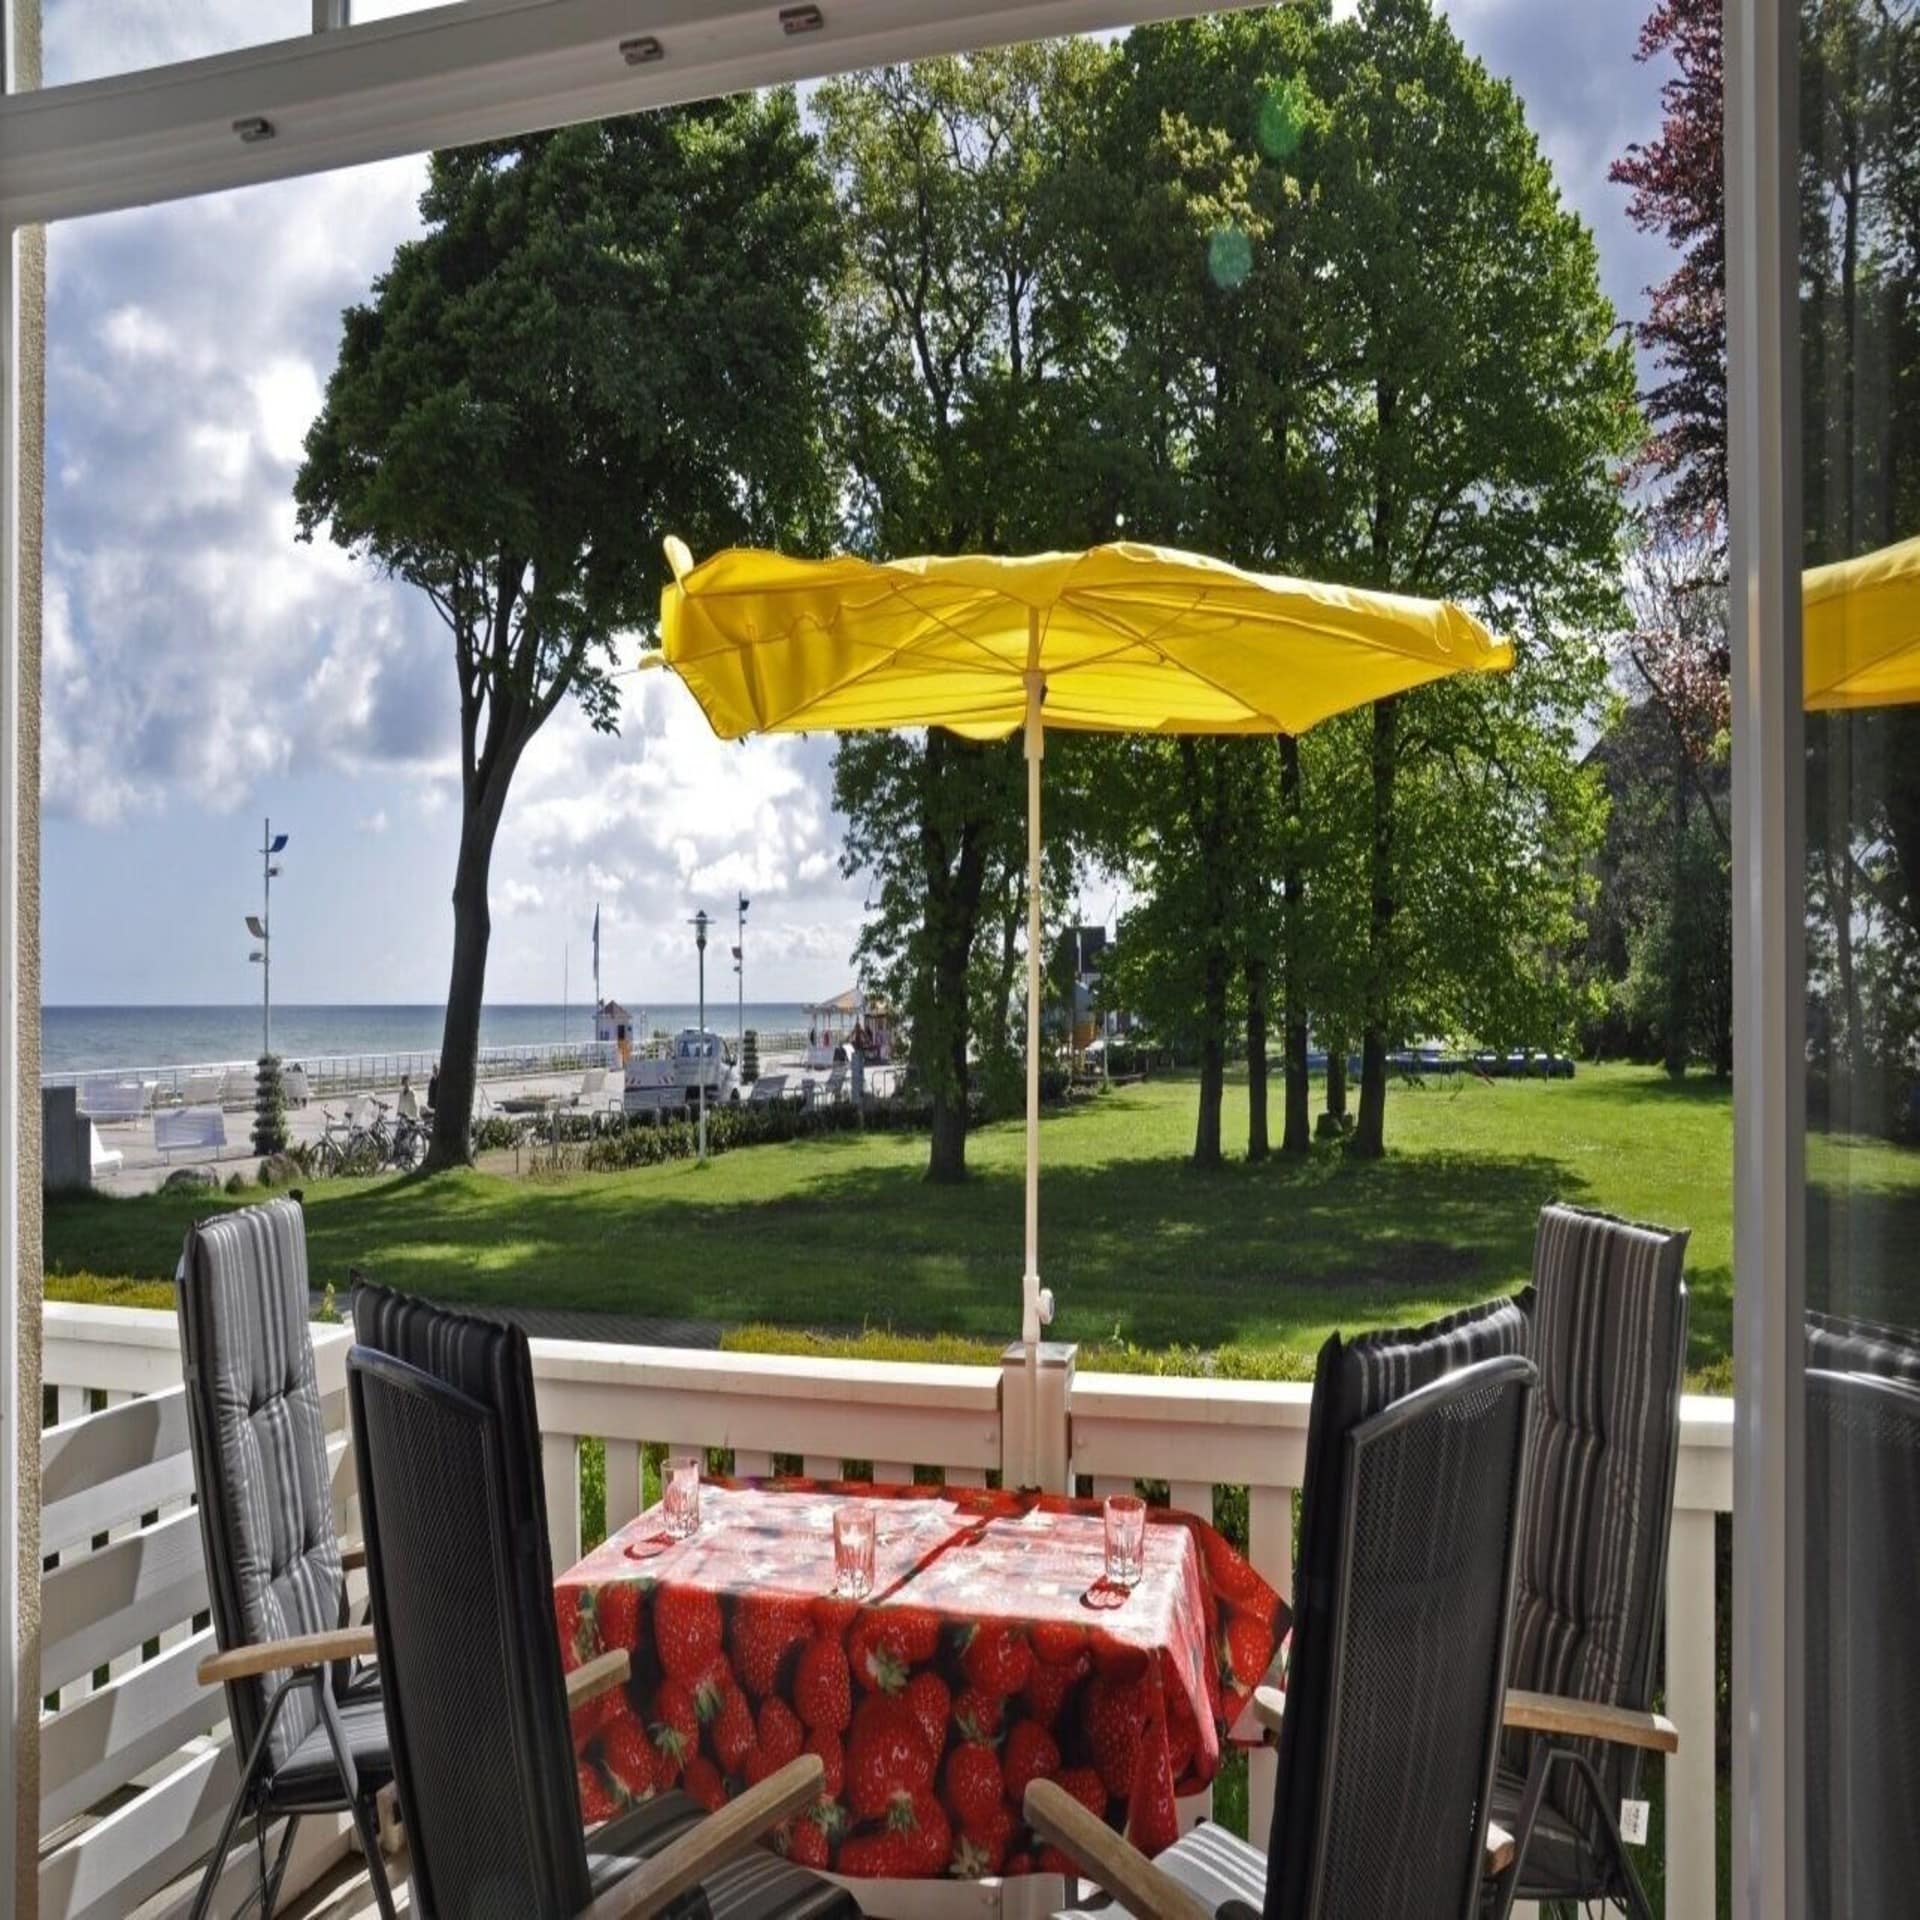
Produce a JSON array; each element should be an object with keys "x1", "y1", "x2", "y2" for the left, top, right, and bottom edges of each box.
[
  {"x1": 823, "y1": 1064, "x2": 849, "y2": 1104},
  {"x1": 747, "y1": 1073, "x2": 788, "y2": 1106},
  {"x1": 220, "y1": 1066, "x2": 257, "y2": 1108},
  {"x1": 156, "y1": 1107, "x2": 227, "y2": 1159},
  {"x1": 88, "y1": 1121, "x2": 124, "y2": 1178},
  {"x1": 283, "y1": 1064, "x2": 311, "y2": 1106},
  {"x1": 180, "y1": 1069, "x2": 225, "y2": 1107},
  {"x1": 79, "y1": 1078, "x2": 154, "y2": 1121}
]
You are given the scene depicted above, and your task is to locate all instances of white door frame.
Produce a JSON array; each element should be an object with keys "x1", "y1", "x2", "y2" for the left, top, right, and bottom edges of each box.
[
  {"x1": 0, "y1": 2, "x2": 1257, "y2": 1910},
  {"x1": 1725, "y1": 0, "x2": 1804, "y2": 1911},
  {"x1": 0, "y1": 3, "x2": 1808, "y2": 1915}
]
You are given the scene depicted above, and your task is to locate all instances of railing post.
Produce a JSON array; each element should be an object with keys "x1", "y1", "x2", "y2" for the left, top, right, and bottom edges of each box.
[
  {"x1": 1245, "y1": 1483, "x2": 1293, "y2": 1847},
  {"x1": 1002, "y1": 1341, "x2": 1075, "y2": 1492},
  {"x1": 1666, "y1": 1505, "x2": 1718, "y2": 1919},
  {"x1": 541, "y1": 1432, "x2": 582, "y2": 1572}
]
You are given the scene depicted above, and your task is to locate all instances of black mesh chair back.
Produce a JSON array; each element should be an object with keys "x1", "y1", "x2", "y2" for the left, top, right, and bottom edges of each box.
[
  {"x1": 176, "y1": 1198, "x2": 347, "y2": 1771},
  {"x1": 348, "y1": 1344, "x2": 592, "y2": 1920},
  {"x1": 1299, "y1": 1355, "x2": 1534, "y2": 1919},
  {"x1": 347, "y1": 1288, "x2": 591, "y2": 1920},
  {"x1": 1268, "y1": 1298, "x2": 1531, "y2": 1919},
  {"x1": 1505, "y1": 1205, "x2": 1689, "y2": 1860},
  {"x1": 1805, "y1": 1366, "x2": 1920, "y2": 1916}
]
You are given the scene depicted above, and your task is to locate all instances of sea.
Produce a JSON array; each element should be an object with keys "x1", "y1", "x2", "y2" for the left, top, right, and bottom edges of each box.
[{"x1": 38, "y1": 1003, "x2": 818, "y2": 1077}]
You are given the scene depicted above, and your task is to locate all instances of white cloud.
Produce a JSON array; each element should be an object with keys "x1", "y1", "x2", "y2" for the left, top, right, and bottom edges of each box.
[{"x1": 358, "y1": 809, "x2": 389, "y2": 835}]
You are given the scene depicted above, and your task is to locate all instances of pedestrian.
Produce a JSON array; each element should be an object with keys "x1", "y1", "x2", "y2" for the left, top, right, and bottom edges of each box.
[
  {"x1": 426, "y1": 1062, "x2": 440, "y2": 1111},
  {"x1": 397, "y1": 1074, "x2": 419, "y2": 1122}
]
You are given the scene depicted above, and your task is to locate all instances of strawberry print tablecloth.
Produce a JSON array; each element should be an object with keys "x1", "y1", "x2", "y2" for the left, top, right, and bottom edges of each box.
[{"x1": 554, "y1": 1478, "x2": 1288, "y2": 1883}]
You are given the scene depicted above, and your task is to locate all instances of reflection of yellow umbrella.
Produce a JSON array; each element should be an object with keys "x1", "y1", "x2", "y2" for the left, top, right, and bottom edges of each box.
[
  {"x1": 652, "y1": 538, "x2": 1510, "y2": 1475},
  {"x1": 1806, "y1": 532, "x2": 1920, "y2": 710}
]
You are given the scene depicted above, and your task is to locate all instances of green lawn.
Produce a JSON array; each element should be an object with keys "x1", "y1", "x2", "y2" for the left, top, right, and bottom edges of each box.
[{"x1": 44, "y1": 1064, "x2": 1920, "y2": 1388}]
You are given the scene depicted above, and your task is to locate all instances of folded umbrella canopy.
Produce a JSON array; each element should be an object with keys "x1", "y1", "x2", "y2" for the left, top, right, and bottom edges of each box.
[
  {"x1": 1805, "y1": 531, "x2": 1920, "y2": 710},
  {"x1": 653, "y1": 537, "x2": 1511, "y2": 1479}
]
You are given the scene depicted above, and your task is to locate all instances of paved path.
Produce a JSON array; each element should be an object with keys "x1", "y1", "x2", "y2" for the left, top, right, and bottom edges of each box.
[{"x1": 78, "y1": 1050, "x2": 902, "y2": 1197}]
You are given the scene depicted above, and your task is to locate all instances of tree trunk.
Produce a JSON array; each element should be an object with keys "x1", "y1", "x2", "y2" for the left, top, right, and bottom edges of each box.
[
  {"x1": 426, "y1": 791, "x2": 509, "y2": 1171},
  {"x1": 1184, "y1": 741, "x2": 1231, "y2": 1170},
  {"x1": 1325, "y1": 1047, "x2": 1348, "y2": 1121},
  {"x1": 1278, "y1": 736, "x2": 1311, "y2": 1154},
  {"x1": 920, "y1": 734, "x2": 993, "y2": 1184},
  {"x1": 1664, "y1": 746, "x2": 1693, "y2": 1079},
  {"x1": 1351, "y1": 696, "x2": 1398, "y2": 1160},
  {"x1": 1194, "y1": 941, "x2": 1228, "y2": 1169},
  {"x1": 1246, "y1": 954, "x2": 1270, "y2": 1161}
]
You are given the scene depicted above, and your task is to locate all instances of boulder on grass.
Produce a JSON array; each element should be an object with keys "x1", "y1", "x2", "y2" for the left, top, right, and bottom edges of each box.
[
  {"x1": 164, "y1": 1166, "x2": 218, "y2": 1192},
  {"x1": 257, "y1": 1152, "x2": 301, "y2": 1189}
]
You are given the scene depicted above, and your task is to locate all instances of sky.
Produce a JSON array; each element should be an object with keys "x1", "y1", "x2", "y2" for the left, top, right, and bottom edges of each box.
[{"x1": 37, "y1": 0, "x2": 1674, "y2": 1010}]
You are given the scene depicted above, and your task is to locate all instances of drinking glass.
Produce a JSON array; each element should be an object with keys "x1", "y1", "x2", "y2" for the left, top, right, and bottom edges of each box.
[
  {"x1": 1104, "y1": 1492, "x2": 1146, "y2": 1590},
  {"x1": 834, "y1": 1501, "x2": 876, "y2": 1599},
  {"x1": 664, "y1": 1454, "x2": 701, "y2": 1539}
]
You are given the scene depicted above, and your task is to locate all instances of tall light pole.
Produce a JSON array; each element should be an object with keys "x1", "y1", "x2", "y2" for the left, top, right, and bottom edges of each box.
[
  {"x1": 691, "y1": 909, "x2": 710, "y2": 1161},
  {"x1": 245, "y1": 820, "x2": 289, "y2": 1058},
  {"x1": 735, "y1": 893, "x2": 750, "y2": 1056}
]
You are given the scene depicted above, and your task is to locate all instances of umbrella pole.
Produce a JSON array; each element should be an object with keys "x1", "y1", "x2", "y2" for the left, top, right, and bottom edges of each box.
[{"x1": 1022, "y1": 658, "x2": 1051, "y2": 1488}]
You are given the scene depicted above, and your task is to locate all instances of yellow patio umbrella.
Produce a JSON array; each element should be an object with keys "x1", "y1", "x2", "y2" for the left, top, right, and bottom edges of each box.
[
  {"x1": 1805, "y1": 531, "x2": 1920, "y2": 709},
  {"x1": 650, "y1": 536, "x2": 1511, "y2": 1476}
]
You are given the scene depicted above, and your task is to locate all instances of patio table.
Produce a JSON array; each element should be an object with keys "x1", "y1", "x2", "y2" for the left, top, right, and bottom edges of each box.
[{"x1": 555, "y1": 1477, "x2": 1288, "y2": 1885}]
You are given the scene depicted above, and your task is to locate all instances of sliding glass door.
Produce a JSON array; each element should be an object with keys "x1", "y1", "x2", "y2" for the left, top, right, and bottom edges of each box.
[{"x1": 1797, "y1": 2, "x2": 1920, "y2": 1913}]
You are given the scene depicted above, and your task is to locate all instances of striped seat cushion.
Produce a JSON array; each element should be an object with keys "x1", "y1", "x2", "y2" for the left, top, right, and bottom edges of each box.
[
  {"x1": 178, "y1": 1198, "x2": 346, "y2": 1775},
  {"x1": 1052, "y1": 1821, "x2": 1265, "y2": 1917},
  {"x1": 267, "y1": 1693, "x2": 394, "y2": 1811},
  {"x1": 1504, "y1": 1203, "x2": 1689, "y2": 1865},
  {"x1": 585, "y1": 1783, "x2": 861, "y2": 1918}
]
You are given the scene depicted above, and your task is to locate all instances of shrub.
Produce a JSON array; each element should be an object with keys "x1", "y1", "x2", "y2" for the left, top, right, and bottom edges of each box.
[{"x1": 251, "y1": 1055, "x2": 289, "y2": 1156}]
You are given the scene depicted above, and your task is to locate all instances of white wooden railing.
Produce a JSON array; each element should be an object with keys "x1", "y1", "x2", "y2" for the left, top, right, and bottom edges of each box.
[
  {"x1": 37, "y1": 1307, "x2": 361, "y2": 1920},
  {"x1": 37, "y1": 1304, "x2": 1733, "y2": 1920}
]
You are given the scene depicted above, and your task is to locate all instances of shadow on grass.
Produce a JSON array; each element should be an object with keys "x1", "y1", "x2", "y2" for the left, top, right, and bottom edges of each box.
[{"x1": 46, "y1": 1139, "x2": 1591, "y2": 1356}]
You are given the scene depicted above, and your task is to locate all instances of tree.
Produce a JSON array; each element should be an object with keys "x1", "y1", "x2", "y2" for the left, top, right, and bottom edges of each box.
[
  {"x1": 819, "y1": 47, "x2": 1108, "y2": 1181},
  {"x1": 1604, "y1": 515, "x2": 1733, "y2": 1075},
  {"x1": 1611, "y1": 0, "x2": 1727, "y2": 523},
  {"x1": 1305, "y1": 0, "x2": 1637, "y2": 1155},
  {"x1": 1058, "y1": 2, "x2": 1628, "y2": 1161},
  {"x1": 296, "y1": 104, "x2": 836, "y2": 1168}
]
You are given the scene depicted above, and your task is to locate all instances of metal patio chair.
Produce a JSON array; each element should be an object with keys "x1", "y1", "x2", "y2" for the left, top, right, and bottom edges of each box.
[
  {"x1": 347, "y1": 1281, "x2": 859, "y2": 1919},
  {"x1": 1485, "y1": 1204, "x2": 1691, "y2": 1920},
  {"x1": 1028, "y1": 1299, "x2": 1538, "y2": 1919},
  {"x1": 175, "y1": 1197, "x2": 398, "y2": 1920}
]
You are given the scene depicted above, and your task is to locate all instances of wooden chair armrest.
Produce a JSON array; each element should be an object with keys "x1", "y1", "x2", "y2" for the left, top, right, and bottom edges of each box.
[
  {"x1": 1250, "y1": 1684, "x2": 1285, "y2": 1740},
  {"x1": 581, "y1": 1755, "x2": 824, "y2": 1920},
  {"x1": 197, "y1": 1624, "x2": 376, "y2": 1687},
  {"x1": 1022, "y1": 1780, "x2": 1213, "y2": 1920},
  {"x1": 1503, "y1": 1688, "x2": 1679, "y2": 1754},
  {"x1": 1484, "y1": 1820, "x2": 1516, "y2": 1878},
  {"x1": 566, "y1": 1649, "x2": 632, "y2": 1709},
  {"x1": 340, "y1": 1539, "x2": 368, "y2": 1573}
]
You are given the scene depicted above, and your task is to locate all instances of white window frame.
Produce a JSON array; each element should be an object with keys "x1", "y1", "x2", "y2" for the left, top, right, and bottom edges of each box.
[{"x1": 0, "y1": 3, "x2": 1807, "y2": 1915}]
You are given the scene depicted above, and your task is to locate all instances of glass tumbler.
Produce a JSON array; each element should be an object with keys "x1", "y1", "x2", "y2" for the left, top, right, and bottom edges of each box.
[
  {"x1": 834, "y1": 1501, "x2": 876, "y2": 1599},
  {"x1": 664, "y1": 1454, "x2": 701, "y2": 1539},
  {"x1": 1104, "y1": 1492, "x2": 1147, "y2": 1589}
]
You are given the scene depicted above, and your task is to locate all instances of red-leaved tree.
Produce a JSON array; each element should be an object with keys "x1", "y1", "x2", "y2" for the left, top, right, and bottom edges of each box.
[{"x1": 1612, "y1": 0, "x2": 1727, "y2": 524}]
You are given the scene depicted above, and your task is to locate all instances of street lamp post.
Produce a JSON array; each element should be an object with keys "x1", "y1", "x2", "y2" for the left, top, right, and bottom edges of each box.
[
  {"x1": 735, "y1": 893, "x2": 750, "y2": 1056},
  {"x1": 691, "y1": 909, "x2": 710, "y2": 1161},
  {"x1": 245, "y1": 820, "x2": 289, "y2": 1058}
]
